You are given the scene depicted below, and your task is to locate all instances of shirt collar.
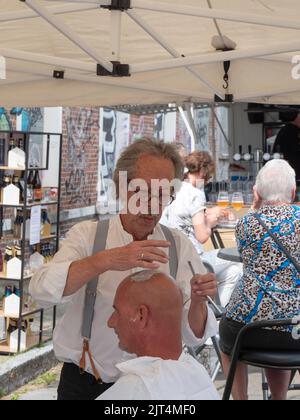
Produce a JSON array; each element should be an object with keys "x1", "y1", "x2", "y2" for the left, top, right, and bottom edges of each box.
[
  {"x1": 116, "y1": 352, "x2": 186, "y2": 375},
  {"x1": 115, "y1": 214, "x2": 163, "y2": 242}
]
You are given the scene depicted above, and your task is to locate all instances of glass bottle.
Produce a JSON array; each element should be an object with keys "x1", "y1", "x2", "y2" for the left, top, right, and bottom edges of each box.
[
  {"x1": 1, "y1": 175, "x2": 11, "y2": 202},
  {"x1": 33, "y1": 170, "x2": 42, "y2": 202},
  {"x1": 15, "y1": 246, "x2": 22, "y2": 262},
  {"x1": 27, "y1": 170, "x2": 34, "y2": 203},
  {"x1": 8, "y1": 134, "x2": 15, "y2": 151},
  {"x1": 3, "y1": 246, "x2": 13, "y2": 277}
]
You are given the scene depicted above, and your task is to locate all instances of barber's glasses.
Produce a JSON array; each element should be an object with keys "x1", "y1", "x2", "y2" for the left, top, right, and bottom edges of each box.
[{"x1": 131, "y1": 187, "x2": 176, "y2": 206}]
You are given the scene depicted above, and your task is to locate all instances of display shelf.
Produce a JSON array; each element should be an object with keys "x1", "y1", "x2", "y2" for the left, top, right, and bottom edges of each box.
[
  {"x1": 0, "y1": 130, "x2": 62, "y2": 354},
  {"x1": 0, "y1": 274, "x2": 33, "y2": 282},
  {"x1": 3, "y1": 234, "x2": 57, "y2": 242},
  {"x1": 0, "y1": 334, "x2": 51, "y2": 355},
  {"x1": 0, "y1": 307, "x2": 44, "y2": 319},
  {"x1": 0, "y1": 166, "x2": 26, "y2": 171},
  {"x1": 0, "y1": 201, "x2": 58, "y2": 208}
]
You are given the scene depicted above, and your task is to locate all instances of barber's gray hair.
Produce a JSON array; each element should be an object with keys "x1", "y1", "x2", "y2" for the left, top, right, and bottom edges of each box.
[
  {"x1": 255, "y1": 159, "x2": 296, "y2": 203},
  {"x1": 113, "y1": 138, "x2": 184, "y2": 197},
  {"x1": 130, "y1": 270, "x2": 175, "y2": 283}
]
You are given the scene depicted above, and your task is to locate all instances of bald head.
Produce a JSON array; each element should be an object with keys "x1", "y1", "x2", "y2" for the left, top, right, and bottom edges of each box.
[
  {"x1": 108, "y1": 271, "x2": 183, "y2": 358},
  {"x1": 121, "y1": 271, "x2": 183, "y2": 319}
]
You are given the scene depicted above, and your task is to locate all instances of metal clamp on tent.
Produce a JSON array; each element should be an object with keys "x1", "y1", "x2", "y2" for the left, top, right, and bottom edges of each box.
[
  {"x1": 97, "y1": 62, "x2": 130, "y2": 77},
  {"x1": 101, "y1": 0, "x2": 131, "y2": 11},
  {"x1": 53, "y1": 70, "x2": 65, "y2": 79}
]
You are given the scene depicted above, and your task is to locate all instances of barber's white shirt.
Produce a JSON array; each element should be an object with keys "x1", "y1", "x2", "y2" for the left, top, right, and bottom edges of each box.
[
  {"x1": 29, "y1": 216, "x2": 217, "y2": 383},
  {"x1": 98, "y1": 352, "x2": 220, "y2": 400}
]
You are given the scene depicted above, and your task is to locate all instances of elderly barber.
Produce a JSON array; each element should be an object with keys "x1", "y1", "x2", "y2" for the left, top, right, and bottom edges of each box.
[{"x1": 29, "y1": 138, "x2": 218, "y2": 401}]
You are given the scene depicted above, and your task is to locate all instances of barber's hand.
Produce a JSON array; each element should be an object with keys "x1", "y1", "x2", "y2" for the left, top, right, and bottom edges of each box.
[
  {"x1": 190, "y1": 274, "x2": 217, "y2": 304},
  {"x1": 105, "y1": 240, "x2": 170, "y2": 271}
]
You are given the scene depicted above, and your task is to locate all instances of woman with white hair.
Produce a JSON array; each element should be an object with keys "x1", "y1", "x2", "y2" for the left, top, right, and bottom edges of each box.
[{"x1": 220, "y1": 160, "x2": 300, "y2": 400}]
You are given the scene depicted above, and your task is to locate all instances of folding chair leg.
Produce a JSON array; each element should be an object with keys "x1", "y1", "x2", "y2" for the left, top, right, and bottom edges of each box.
[
  {"x1": 261, "y1": 371, "x2": 270, "y2": 401},
  {"x1": 211, "y1": 336, "x2": 223, "y2": 371},
  {"x1": 288, "y1": 370, "x2": 300, "y2": 391},
  {"x1": 211, "y1": 361, "x2": 222, "y2": 382}
]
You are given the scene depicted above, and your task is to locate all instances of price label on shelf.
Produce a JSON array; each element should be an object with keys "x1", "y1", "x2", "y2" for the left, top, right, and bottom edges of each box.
[{"x1": 30, "y1": 205, "x2": 42, "y2": 246}]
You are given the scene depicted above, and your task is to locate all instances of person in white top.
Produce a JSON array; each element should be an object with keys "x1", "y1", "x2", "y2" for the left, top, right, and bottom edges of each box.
[
  {"x1": 162, "y1": 151, "x2": 242, "y2": 307},
  {"x1": 29, "y1": 138, "x2": 218, "y2": 400},
  {"x1": 98, "y1": 270, "x2": 220, "y2": 400}
]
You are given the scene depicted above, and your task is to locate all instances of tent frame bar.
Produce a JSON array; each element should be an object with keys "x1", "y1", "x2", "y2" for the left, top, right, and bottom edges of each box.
[
  {"x1": 0, "y1": 3, "x2": 101, "y2": 22},
  {"x1": 126, "y1": 9, "x2": 224, "y2": 99},
  {"x1": 45, "y1": 0, "x2": 300, "y2": 31},
  {"x1": 130, "y1": 39, "x2": 300, "y2": 73},
  {"x1": 131, "y1": 0, "x2": 300, "y2": 31},
  {"x1": 110, "y1": 10, "x2": 122, "y2": 61},
  {"x1": 25, "y1": 0, "x2": 114, "y2": 73}
]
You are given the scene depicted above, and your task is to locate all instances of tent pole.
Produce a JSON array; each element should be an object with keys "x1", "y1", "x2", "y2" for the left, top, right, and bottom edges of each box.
[
  {"x1": 25, "y1": 0, "x2": 113, "y2": 73},
  {"x1": 131, "y1": 0, "x2": 300, "y2": 31},
  {"x1": 0, "y1": 48, "x2": 96, "y2": 73},
  {"x1": 178, "y1": 104, "x2": 196, "y2": 151},
  {"x1": 0, "y1": 4, "x2": 100, "y2": 23},
  {"x1": 211, "y1": 106, "x2": 231, "y2": 147},
  {"x1": 126, "y1": 10, "x2": 225, "y2": 99},
  {"x1": 131, "y1": 39, "x2": 300, "y2": 73},
  {"x1": 110, "y1": 11, "x2": 122, "y2": 61}
]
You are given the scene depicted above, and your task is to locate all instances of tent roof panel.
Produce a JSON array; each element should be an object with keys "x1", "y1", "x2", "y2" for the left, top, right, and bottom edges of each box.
[{"x1": 0, "y1": 0, "x2": 299, "y2": 106}]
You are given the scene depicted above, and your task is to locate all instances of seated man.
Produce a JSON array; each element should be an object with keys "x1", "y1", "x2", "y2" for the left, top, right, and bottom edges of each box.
[{"x1": 98, "y1": 271, "x2": 220, "y2": 400}]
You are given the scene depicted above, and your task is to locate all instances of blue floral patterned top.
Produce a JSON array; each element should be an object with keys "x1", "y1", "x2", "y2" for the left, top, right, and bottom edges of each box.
[{"x1": 226, "y1": 205, "x2": 300, "y2": 331}]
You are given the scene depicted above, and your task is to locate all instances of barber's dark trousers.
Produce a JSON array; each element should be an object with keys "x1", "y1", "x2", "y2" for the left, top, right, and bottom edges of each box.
[{"x1": 57, "y1": 363, "x2": 114, "y2": 401}]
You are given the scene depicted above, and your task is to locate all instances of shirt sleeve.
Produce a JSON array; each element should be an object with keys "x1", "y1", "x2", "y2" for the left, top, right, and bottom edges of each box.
[
  {"x1": 97, "y1": 375, "x2": 151, "y2": 400},
  {"x1": 189, "y1": 188, "x2": 207, "y2": 218},
  {"x1": 172, "y1": 229, "x2": 218, "y2": 346},
  {"x1": 29, "y1": 221, "x2": 97, "y2": 306}
]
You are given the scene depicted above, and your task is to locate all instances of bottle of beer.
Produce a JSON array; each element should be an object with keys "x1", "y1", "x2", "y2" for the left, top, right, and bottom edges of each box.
[
  {"x1": 1, "y1": 175, "x2": 11, "y2": 203},
  {"x1": 13, "y1": 286, "x2": 21, "y2": 297},
  {"x1": 18, "y1": 172, "x2": 25, "y2": 203},
  {"x1": 8, "y1": 134, "x2": 15, "y2": 152},
  {"x1": 0, "y1": 137, "x2": 5, "y2": 165},
  {"x1": 13, "y1": 209, "x2": 22, "y2": 238},
  {"x1": 3, "y1": 246, "x2": 13, "y2": 277},
  {"x1": 33, "y1": 170, "x2": 42, "y2": 202},
  {"x1": 15, "y1": 246, "x2": 22, "y2": 262},
  {"x1": 27, "y1": 170, "x2": 34, "y2": 203},
  {"x1": 4, "y1": 285, "x2": 13, "y2": 298},
  {"x1": 18, "y1": 137, "x2": 24, "y2": 150}
]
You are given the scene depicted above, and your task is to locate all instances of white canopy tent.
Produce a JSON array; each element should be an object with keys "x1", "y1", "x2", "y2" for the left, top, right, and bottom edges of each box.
[{"x1": 0, "y1": 0, "x2": 300, "y2": 107}]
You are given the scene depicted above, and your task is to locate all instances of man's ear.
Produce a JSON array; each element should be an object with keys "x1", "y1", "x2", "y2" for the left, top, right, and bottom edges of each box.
[
  {"x1": 291, "y1": 187, "x2": 296, "y2": 202},
  {"x1": 138, "y1": 305, "x2": 150, "y2": 329}
]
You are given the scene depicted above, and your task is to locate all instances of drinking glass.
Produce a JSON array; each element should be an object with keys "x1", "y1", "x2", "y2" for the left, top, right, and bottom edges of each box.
[
  {"x1": 217, "y1": 191, "x2": 230, "y2": 208},
  {"x1": 231, "y1": 192, "x2": 244, "y2": 211}
]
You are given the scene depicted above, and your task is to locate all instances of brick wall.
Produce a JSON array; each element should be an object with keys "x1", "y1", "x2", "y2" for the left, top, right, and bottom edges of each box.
[
  {"x1": 61, "y1": 108, "x2": 99, "y2": 211},
  {"x1": 129, "y1": 114, "x2": 155, "y2": 143}
]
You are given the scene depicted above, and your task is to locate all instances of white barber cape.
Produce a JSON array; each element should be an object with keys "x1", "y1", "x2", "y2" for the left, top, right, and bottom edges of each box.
[
  {"x1": 98, "y1": 352, "x2": 220, "y2": 400},
  {"x1": 29, "y1": 216, "x2": 218, "y2": 383}
]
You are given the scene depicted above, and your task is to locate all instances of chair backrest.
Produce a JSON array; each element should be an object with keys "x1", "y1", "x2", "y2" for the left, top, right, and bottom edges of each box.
[{"x1": 223, "y1": 318, "x2": 300, "y2": 400}]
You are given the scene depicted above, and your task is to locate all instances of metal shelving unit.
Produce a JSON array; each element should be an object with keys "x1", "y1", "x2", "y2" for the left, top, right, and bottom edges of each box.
[{"x1": 0, "y1": 130, "x2": 62, "y2": 355}]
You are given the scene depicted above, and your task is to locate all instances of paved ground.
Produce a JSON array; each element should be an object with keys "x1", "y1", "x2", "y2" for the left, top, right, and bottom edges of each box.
[{"x1": 2, "y1": 364, "x2": 300, "y2": 400}]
